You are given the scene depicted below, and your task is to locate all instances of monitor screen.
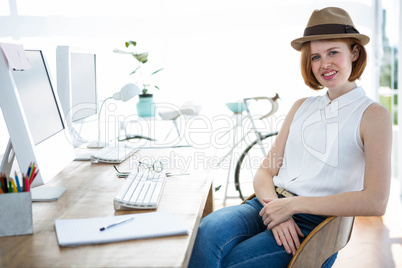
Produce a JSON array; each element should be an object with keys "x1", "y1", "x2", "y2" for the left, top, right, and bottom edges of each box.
[
  {"x1": 12, "y1": 50, "x2": 64, "y2": 145},
  {"x1": 70, "y1": 52, "x2": 97, "y2": 121},
  {"x1": 0, "y1": 46, "x2": 75, "y2": 189}
]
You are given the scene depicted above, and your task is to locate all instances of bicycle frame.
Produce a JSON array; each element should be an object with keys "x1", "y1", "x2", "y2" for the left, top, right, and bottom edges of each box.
[
  {"x1": 216, "y1": 94, "x2": 280, "y2": 165},
  {"x1": 243, "y1": 94, "x2": 279, "y2": 157}
]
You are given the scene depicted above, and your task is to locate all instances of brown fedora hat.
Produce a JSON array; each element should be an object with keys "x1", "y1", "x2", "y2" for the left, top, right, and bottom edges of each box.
[{"x1": 291, "y1": 7, "x2": 370, "y2": 51}]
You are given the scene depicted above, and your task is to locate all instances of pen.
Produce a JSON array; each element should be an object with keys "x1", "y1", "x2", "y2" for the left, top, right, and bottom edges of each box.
[
  {"x1": 31, "y1": 170, "x2": 39, "y2": 184},
  {"x1": 24, "y1": 175, "x2": 30, "y2": 192},
  {"x1": 100, "y1": 217, "x2": 135, "y2": 231},
  {"x1": 10, "y1": 178, "x2": 18, "y2": 193},
  {"x1": 0, "y1": 174, "x2": 6, "y2": 192},
  {"x1": 15, "y1": 172, "x2": 22, "y2": 192},
  {"x1": 22, "y1": 173, "x2": 26, "y2": 192},
  {"x1": 27, "y1": 162, "x2": 32, "y2": 179},
  {"x1": 165, "y1": 172, "x2": 190, "y2": 177},
  {"x1": 2, "y1": 174, "x2": 8, "y2": 193},
  {"x1": 8, "y1": 178, "x2": 12, "y2": 193},
  {"x1": 29, "y1": 164, "x2": 36, "y2": 183}
]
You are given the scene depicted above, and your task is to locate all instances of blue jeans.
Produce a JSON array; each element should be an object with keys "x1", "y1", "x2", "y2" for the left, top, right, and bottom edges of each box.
[{"x1": 189, "y1": 197, "x2": 337, "y2": 268}]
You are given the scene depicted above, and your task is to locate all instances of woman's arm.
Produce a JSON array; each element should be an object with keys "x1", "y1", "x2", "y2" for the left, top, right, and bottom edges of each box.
[
  {"x1": 262, "y1": 102, "x2": 392, "y2": 227},
  {"x1": 254, "y1": 98, "x2": 307, "y2": 205},
  {"x1": 254, "y1": 98, "x2": 308, "y2": 255}
]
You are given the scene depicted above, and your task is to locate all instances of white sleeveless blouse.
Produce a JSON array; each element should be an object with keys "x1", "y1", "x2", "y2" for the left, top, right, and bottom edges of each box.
[{"x1": 273, "y1": 87, "x2": 375, "y2": 196}]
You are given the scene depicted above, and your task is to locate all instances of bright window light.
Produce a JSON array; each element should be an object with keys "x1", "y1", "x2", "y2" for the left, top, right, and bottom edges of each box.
[
  {"x1": 15, "y1": 0, "x2": 163, "y2": 17},
  {"x1": 0, "y1": 0, "x2": 10, "y2": 15}
]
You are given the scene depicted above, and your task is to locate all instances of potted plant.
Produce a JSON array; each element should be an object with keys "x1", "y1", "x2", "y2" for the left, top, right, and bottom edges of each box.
[{"x1": 114, "y1": 41, "x2": 163, "y2": 117}]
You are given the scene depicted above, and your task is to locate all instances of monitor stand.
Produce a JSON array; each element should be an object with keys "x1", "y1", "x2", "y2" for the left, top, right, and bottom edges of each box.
[
  {"x1": 0, "y1": 139, "x2": 66, "y2": 201},
  {"x1": 86, "y1": 140, "x2": 107, "y2": 149},
  {"x1": 0, "y1": 139, "x2": 16, "y2": 178},
  {"x1": 30, "y1": 186, "x2": 66, "y2": 201}
]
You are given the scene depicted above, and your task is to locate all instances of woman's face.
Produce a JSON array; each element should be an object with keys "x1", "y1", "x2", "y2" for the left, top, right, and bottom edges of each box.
[{"x1": 310, "y1": 40, "x2": 359, "y2": 96}]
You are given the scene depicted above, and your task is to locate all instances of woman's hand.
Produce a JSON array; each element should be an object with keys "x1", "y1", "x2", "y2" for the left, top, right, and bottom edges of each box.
[
  {"x1": 260, "y1": 197, "x2": 295, "y2": 229},
  {"x1": 260, "y1": 198, "x2": 303, "y2": 255},
  {"x1": 271, "y1": 218, "x2": 304, "y2": 255}
]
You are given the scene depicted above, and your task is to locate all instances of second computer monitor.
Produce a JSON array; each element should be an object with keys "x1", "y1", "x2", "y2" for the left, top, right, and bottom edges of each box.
[{"x1": 56, "y1": 46, "x2": 98, "y2": 123}]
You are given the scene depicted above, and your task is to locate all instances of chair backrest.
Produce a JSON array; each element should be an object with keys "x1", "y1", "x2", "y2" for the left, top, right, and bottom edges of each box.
[
  {"x1": 287, "y1": 216, "x2": 355, "y2": 268},
  {"x1": 241, "y1": 194, "x2": 354, "y2": 268}
]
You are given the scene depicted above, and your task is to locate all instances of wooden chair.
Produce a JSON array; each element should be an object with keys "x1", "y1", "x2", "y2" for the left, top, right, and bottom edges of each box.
[{"x1": 242, "y1": 194, "x2": 355, "y2": 268}]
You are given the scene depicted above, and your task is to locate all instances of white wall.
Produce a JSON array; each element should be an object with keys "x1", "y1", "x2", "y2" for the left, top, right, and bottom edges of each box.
[{"x1": 0, "y1": 0, "x2": 379, "y2": 153}]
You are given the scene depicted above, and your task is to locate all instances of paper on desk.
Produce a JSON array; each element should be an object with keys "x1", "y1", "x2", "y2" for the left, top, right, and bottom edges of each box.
[
  {"x1": 54, "y1": 211, "x2": 188, "y2": 247},
  {"x1": 0, "y1": 43, "x2": 31, "y2": 70}
]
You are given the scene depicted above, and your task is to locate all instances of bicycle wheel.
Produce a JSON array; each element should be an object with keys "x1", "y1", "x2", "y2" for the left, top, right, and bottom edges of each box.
[{"x1": 234, "y1": 132, "x2": 278, "y2": 200}]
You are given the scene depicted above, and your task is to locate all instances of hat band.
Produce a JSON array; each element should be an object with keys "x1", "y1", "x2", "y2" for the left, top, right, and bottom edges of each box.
[{"x1": 304, "y1": 24, "x2": 360, "y2": 37}]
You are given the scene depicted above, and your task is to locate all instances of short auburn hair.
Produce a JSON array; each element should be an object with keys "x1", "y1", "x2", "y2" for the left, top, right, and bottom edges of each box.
[{"x1": 300, "y1": 38, "x2": 367, "y2": 90}]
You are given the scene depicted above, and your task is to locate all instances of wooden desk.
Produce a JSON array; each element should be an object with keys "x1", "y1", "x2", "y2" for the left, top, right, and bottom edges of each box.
[{"x1": 0, "y1": 147, "x2": 214, "y2": 267}]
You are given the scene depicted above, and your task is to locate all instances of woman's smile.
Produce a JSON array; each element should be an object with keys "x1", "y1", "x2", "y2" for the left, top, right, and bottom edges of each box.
[
  {"x1": 310, "y1": 40, "x2": 357, "y2": 97},
  {"x1": 322, "y1": 70, "x2": 338, "y2": 80}
]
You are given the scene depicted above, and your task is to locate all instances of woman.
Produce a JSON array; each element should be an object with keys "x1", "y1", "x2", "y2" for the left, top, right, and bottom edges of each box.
[{"x1": 189, "y1": 7, "x2": 392, "y2": 268}]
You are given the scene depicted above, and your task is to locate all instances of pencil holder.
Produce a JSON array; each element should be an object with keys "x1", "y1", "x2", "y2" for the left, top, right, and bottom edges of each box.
[{"x1": 0, "y1": 192, "x2": 33, "y2": 237}]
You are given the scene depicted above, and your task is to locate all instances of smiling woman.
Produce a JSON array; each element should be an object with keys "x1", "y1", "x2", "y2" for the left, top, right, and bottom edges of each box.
[
  {"x1": 188, "y1": 7, "x2": 392, "y2": 268},
  {"x1": 310, "y1": 41, "x2": 358, "y2": 95},
  {"x1": 301, "y1": 38, "x2": 367, "y2": 91}
]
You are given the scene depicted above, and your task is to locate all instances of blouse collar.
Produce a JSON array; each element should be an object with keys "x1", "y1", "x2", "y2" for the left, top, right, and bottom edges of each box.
[{"x1": 319, "y1": 86, "x2": 366, "y2": 110}]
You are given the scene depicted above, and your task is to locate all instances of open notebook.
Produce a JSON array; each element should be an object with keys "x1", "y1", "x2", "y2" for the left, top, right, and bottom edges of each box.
[{"x1": 55, "y1": 211, "x2": 188, "y2": 247}]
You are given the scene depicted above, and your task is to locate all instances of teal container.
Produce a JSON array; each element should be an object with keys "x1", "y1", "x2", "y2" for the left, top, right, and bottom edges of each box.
[{"x1": 136, "y1": 94, "x2": 156, "y2": 117}]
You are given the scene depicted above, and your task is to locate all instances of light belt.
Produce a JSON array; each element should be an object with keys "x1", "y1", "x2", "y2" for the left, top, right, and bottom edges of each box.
[{"x1": 275, "y1": 187, "x2": 295, "y2": 198}]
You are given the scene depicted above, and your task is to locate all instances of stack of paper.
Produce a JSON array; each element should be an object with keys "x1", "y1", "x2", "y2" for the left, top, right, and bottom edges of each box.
[{"x1": 55, "y1": 211, "x2": 188, "y2": 247}]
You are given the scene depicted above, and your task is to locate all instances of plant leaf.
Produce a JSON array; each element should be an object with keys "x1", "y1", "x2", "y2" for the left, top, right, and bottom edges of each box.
[
  {"x1": 125, "y1": 41, "x2": 137, "y2": 48},
  {"x1": 151, "y1": 68, "x2": 164, "y2": 75},
  {"x1": 133, "y1": 52, "x2": 149, "y2": 63},
  {"x1": 129, "y1": 65, "x2": 141, "y2": 75},
  {"x1": 154, "y1": 85, "x2": 160, "y2": 90}
]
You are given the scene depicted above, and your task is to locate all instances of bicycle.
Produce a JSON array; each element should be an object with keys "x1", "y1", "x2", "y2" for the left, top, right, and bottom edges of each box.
[{"x1": 217, "y1": 94, "x2": 280, "y2": 202}]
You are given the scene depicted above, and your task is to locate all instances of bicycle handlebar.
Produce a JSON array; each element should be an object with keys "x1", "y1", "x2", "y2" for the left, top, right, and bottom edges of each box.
[{"x1": 243, "y1": 93, "x2": 280, "y2": 120}]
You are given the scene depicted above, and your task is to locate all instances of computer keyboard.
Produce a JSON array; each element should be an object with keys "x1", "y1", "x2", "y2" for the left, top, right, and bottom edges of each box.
[
  {"x1": 90, "y1": 145, "x2": 139, "y2": 164},
  {"x1": 114, "y1": 172, "x2": 167, "y2": 210}
]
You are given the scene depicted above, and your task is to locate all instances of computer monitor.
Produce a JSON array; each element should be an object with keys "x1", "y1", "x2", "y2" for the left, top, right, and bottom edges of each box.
[
  {"x1": 56, "y1": 46, "x2": 97, "y2": 123},
  {"x1": 0, "y1": 46, "x2": 75, "y2": 190}
]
